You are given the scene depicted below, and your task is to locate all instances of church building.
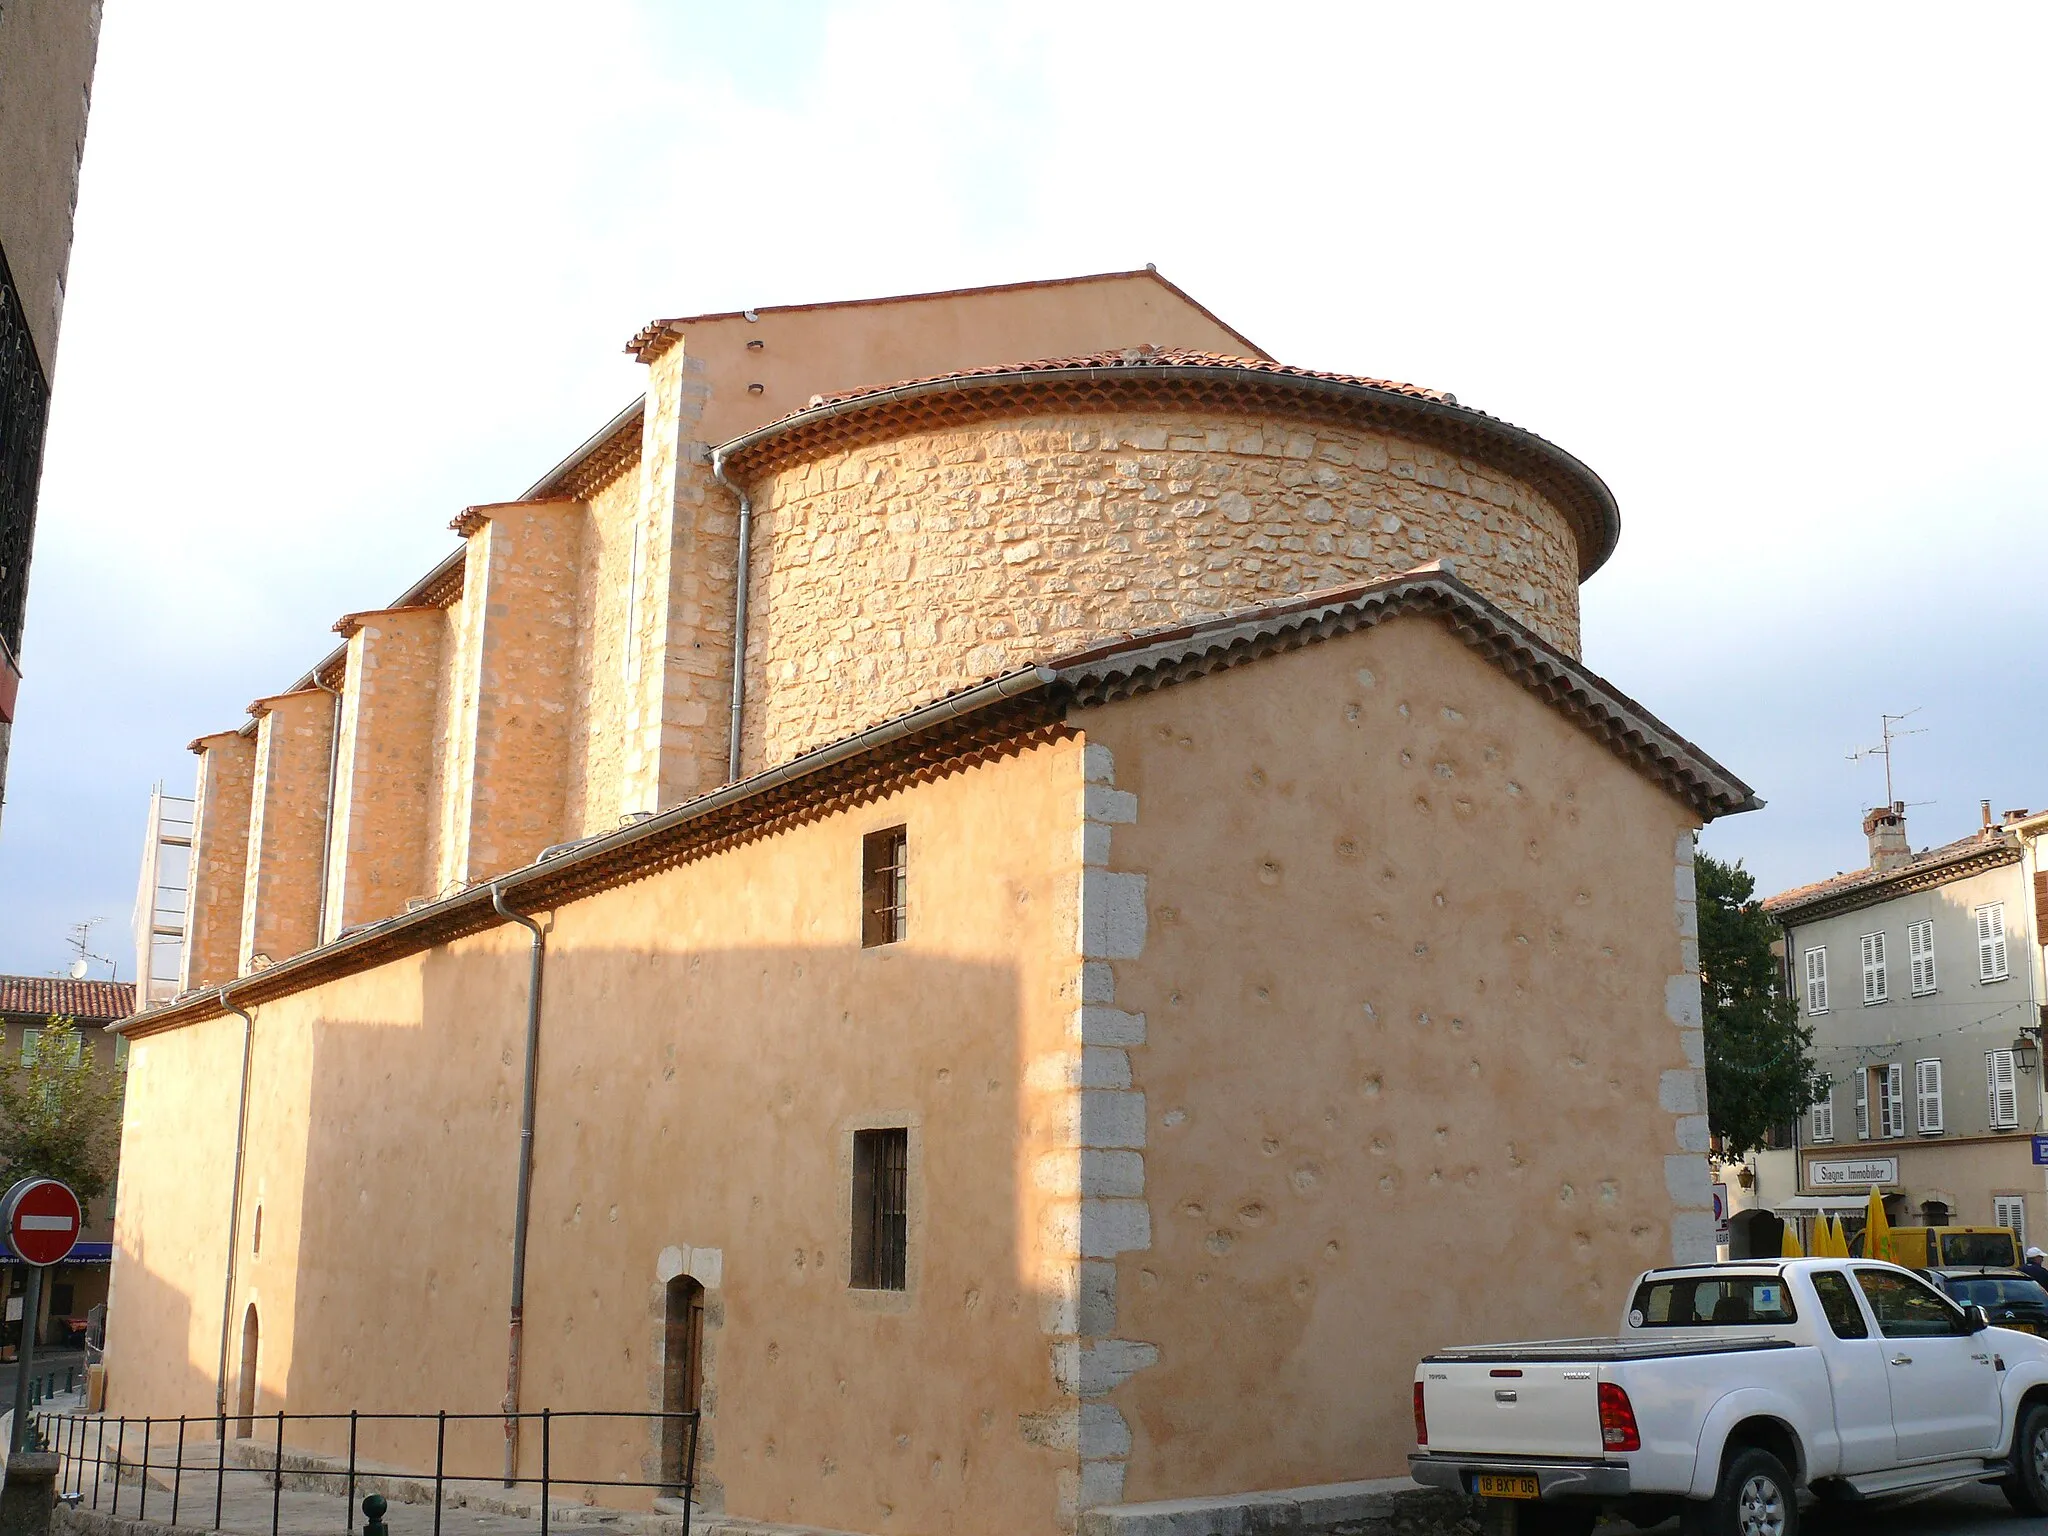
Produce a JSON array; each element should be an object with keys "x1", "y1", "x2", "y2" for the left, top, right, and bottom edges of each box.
[{"x1": 109, "y1": 270, "x2": 1754, "y2": 1536}]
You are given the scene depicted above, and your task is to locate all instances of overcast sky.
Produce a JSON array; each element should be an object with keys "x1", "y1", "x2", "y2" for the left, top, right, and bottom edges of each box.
[{"x1": 3, "y1": 1, "x2": 2043, "y2": 982}]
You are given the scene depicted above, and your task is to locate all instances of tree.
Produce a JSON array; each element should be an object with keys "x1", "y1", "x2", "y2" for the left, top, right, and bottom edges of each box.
[
  {"x1": 1697, "y1": 849, "x2": 1825, "y2": 1158},
  {"x1": 0, "y1": 1017, "x2": 123, "y2": 1221}
]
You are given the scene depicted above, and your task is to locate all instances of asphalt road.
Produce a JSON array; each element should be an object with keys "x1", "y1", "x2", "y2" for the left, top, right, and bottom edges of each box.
[
  {"x1": 1623, "y1": 1481, "x2": 2047, "y2": 1532},
  {"x1": 0, "y1": 1347, "x2": 84, "y2": 1409}
]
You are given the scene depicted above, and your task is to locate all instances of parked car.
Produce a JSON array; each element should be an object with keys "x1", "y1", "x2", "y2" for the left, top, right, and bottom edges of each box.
[
  {"x1": 1857, "y1": 1225, "x2": 2020, "y2": 1268},
  {"x1": 1922, "y1": 1269, "x2": 2048, "y2": 1337},
  {"x1": 1410, "y1": 1258, "x2": 2048, "y2": 1536}
]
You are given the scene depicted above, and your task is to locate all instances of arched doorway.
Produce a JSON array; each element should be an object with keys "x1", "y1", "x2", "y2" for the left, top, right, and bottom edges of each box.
[
  {"x1": 235, "y1": 1303, "x2": 259, "y2": 1437},
  {"x1": 660, "y1": 1277, "x2": 704, "y2": 1493}
]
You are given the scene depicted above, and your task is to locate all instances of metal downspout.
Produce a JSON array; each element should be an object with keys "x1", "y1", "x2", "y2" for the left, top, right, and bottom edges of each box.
[
  {"x1": 214, "y1": 987, "x2": 256, "y2": 1440},
  {"x1": 313, "y1": 674, "x2": 344, "y2": 943},
  {"x1": 492, "y1": 882, "x2": 546, "y2": 1487},
  {"x1": 710, "y1": 448, "x2": 752, "y2": 784}
]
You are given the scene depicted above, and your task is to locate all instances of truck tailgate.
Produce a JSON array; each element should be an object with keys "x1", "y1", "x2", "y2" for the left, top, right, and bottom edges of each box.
[{"x1": 1421, "y1": 1360, "x2": 1604, "y2": 1457}]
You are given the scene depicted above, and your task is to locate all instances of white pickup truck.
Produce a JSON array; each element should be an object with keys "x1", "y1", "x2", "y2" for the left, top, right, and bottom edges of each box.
[{"x1": 1410, "y1": 1258, "x2": 2048, "y2": 1535}]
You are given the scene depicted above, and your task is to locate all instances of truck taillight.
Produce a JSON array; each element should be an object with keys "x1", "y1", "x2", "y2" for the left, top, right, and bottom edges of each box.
[
  {"x1": 1413, "y1": 1381, "x2": 1428, "y2": 1446},
  {"x1": 1598, "y1": 1382, "x2": 1640, "y2": 1452}
]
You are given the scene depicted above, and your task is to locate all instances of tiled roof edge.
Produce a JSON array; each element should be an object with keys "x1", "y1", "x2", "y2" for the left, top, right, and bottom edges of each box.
[
  {"x1": 1764, "y1": 837, "x2": 2023, "y2": 924},
  {"x1": 713, "y1": 358, "x2": 1621, "y2": 580},
  {"x1": 1046, "y1": 567, "x2": 1758, "y2": 822},
  {"x1": 122, "y1": 572, "x2": 1752, "y2": 1039}
]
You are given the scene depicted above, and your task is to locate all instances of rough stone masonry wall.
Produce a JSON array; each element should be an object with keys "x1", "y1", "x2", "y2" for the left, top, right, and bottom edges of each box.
[{"x1": 740, "y1": 411, "x2": 1583, "y2": 774}]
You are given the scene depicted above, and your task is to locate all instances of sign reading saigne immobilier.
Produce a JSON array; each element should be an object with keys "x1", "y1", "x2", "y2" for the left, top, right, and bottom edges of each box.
[{"x1": 1808, "y1": 1157, "x2": 1901, "y2": 1187}]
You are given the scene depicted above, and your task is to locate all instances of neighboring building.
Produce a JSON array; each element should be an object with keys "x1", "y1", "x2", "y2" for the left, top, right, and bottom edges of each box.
[
  {"x1": 0, "y1": 973, "x2": 132, "y2": 1348},
  {"x1": 109, "y1": 273, "x2": 1755, "y2": 1535},
  {"x1": 0, "y1": 0, "x2": 104, "y2": 817},
  {"x1": 1764, "y1": 802, "x2": 2047, "y2": 1247}
]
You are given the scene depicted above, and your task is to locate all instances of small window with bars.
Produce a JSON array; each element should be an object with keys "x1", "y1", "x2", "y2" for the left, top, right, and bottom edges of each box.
[
  {"x1": 851, "y1": 1127, "x2": 909, "y2": 1291},
  {"x1": 861, "y1": 828, "x2": 908, "y2": 948}
]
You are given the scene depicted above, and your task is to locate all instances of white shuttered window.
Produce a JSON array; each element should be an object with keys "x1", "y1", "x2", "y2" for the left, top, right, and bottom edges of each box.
[
  {"x1": 1908, "y1": 920, "x2": 1937, "y2": 995},
  {"x1": 1861, "y1": 932, "x2": 1889, "y2": 1004},
  {"x1": 1878, "y1": 1062, "x2": 1906, "y2": 1138},
  {"x1": 1988, "y1": 1049, "x2": 2020, "y2": 1129},
  {"x1": 1977, "y1": 903, "x2": 2010, "y2": 982},
  {"x1": 1915, "y1": 1058, "x2": 1944, "y2": 1134},
  {"x1": 1997, "y1": 1196, "x2": 2028, "y2": 1249},
  {"x1": 1805, "y1": 947, "x2": 1830, "y2": 1014},
  {"x1": 1855, "y1": 1070, "x2": 1870, "y2": 1140},
  {"x1": 1810, "y1": 1092, "x2": 1834, "y2": 1143}
]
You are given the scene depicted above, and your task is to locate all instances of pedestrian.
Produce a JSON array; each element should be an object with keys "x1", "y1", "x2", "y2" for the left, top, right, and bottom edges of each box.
[{"x1": 2021, "y1": 1247, "x2": 2048, "y2": 1291}]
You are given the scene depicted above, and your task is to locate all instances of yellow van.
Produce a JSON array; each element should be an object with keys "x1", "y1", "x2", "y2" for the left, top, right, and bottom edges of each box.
[{"x1": 1850, "y1": 1226, "x2": 2019, "y2": 1267}]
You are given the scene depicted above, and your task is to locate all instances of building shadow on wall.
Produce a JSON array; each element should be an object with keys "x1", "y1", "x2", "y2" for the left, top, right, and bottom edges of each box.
[{"x1": 271, "y1": 938, "x2": 1057, "y2": 1523}]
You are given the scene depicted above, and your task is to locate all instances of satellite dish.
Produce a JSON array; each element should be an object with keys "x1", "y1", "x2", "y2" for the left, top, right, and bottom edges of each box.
[{"x1": 68, "y1": 959, "x2": 87, "y2": 980}]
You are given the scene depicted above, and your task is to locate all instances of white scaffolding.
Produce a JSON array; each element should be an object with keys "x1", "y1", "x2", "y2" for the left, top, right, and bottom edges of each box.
[{"x1": 131, "y1": 783, "x2": 194, "y2": 1008}]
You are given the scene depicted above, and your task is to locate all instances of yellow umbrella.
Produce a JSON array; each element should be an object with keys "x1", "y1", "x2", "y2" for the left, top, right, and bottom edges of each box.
[
  {"x1": 1865, "y1": 1186, "x2": 1892, "y2": 1263},
  {"x1": 1781, "y1": 1221, "x2": 1805, "y2": 1258},
  {"x1": 1824, "y1": 1213, "x2": 1848, "y2": 1258}
]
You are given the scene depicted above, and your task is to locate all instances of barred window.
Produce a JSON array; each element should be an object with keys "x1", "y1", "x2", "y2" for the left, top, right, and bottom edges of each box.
[
  {"x1": 850, "y1": 1127, "x2": 908, "y2": 1291},
  {"x1": 861, "y1": 827, "x2": 907, "y2": 947}
]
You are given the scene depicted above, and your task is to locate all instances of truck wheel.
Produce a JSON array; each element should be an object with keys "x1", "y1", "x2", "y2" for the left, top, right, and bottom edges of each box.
[
  {"x1": 2001, "y1": 1400, "x2": 2048, "y2": 1515},
  {"x1": 1680, "y1": 1447, "x2": 1798, "y2": 1536}
]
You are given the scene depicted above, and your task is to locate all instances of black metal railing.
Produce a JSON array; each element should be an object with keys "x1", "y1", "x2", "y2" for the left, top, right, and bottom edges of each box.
[{"x1": 29, "y1": 1408, "x2": 700, "y2": 1536}]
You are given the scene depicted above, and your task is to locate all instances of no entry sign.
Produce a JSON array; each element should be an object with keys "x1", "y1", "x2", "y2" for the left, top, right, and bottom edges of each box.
[{"x1": 3, "y1": 1178, "x2": 81, "y2": 1267}]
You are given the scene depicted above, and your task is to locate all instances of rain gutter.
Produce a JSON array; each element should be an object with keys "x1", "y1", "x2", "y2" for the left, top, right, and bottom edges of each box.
[{"x1": 213, "y1": 986, "x2": 256, "y2": 1439}]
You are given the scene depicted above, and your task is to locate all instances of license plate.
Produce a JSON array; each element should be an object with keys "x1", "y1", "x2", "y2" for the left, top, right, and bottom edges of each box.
[{"x1": 1475, "y1": 1474, "x2": 1540, "y2": 1500}]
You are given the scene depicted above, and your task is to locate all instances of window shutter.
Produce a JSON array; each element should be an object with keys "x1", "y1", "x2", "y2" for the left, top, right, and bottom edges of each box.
[
  {"x1": 1915, "y1": 1058, "x2": 1944, "y2": 1134},
  {"x1": 1861, "y1": 933, "x2": 1888, "y2": 1004},
  {"x1": 1855, "y1": 1070, "x2": 1869, "y2": 1140},
  {"x1": 1805, "y1": 948, "x2": 1829, "y2": 1013},
  {"x1": 19, "y1": 1029, "x2": 38, "y2": 1065},
  {"x1": 1811, "y1": 1094, "x2": 1834, "y2": 1143},
  {"x1": 1997, "y1": 1196, "x2": 2028, "y2": 1250},
  {"x1": 1989, "y1": 1049, "x2": 2019, "y2": 1129},
  {"x1": 1880, "y1": 1062, "x2": 1905, "y2": 1137},
  {"x1": 1908, "y1": 920, "x2": 1936, "y2": 995},
  {"x1": 1978, "y1": 904, "x2": 2009, "y2": 982}
]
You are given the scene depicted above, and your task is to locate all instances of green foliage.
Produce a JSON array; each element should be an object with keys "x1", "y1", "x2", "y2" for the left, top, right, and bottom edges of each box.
[
  {"x1": 1698, "y1": 849, "x2": 1825, "y2": 1158},
  {"x1": 0, "y1": 1017, "x2": 123, "y2": 1221}
]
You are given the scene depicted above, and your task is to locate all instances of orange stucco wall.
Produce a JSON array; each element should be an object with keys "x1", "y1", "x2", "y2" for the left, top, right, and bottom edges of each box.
[
  {"x1": 1083, "y1": 614, "x2": 1705, "y2": 1498},
  {"x1": 109, "y1": 738, "x2": 1095, "y2": 1536}
]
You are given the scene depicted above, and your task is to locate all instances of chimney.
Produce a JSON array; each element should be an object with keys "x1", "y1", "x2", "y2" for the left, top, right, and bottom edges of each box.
[
  {"x1": 1983, "y1": 799, "x2": 1995, "y2": 833},
  {"x1": 1864, "y1": 801, "x2": 1911, "y2": 871}
]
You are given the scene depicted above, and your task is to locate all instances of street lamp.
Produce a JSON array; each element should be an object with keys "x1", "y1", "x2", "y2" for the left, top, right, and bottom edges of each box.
[{"x1": 2014, "y1": 1031, "x2": 2041, "y2": 1077}]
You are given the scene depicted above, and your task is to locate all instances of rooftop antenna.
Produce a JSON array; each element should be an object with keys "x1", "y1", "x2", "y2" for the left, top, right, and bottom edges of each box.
[
  {"x1": 64, "y1": 920, "x2": 118, "y2": 983},
  {"x1": 1847, "y1": 709, "x2": 1926, "y2": 808}
]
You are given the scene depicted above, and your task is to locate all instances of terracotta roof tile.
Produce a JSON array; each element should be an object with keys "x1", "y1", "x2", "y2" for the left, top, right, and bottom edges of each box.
[
  {"x1": 1763, "y1": 829, "x2": 2020, "y2": 917},
  {"x1": 804, "y1": 346, "x2": 1455, "y2": 409},
  {"x1": 0, "y1": 976, "x2": 135, "y2": 1022}
]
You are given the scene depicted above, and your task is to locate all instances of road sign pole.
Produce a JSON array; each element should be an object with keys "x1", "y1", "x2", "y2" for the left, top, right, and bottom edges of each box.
[{"x1": 10, "y1": 1261, "x2": 44, "y2": 1452}]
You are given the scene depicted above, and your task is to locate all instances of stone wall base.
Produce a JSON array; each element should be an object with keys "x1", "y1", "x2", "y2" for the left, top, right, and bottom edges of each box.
[{"x1": 1077, "y1": 1477, "x2": 1477, "y2": 1536}]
